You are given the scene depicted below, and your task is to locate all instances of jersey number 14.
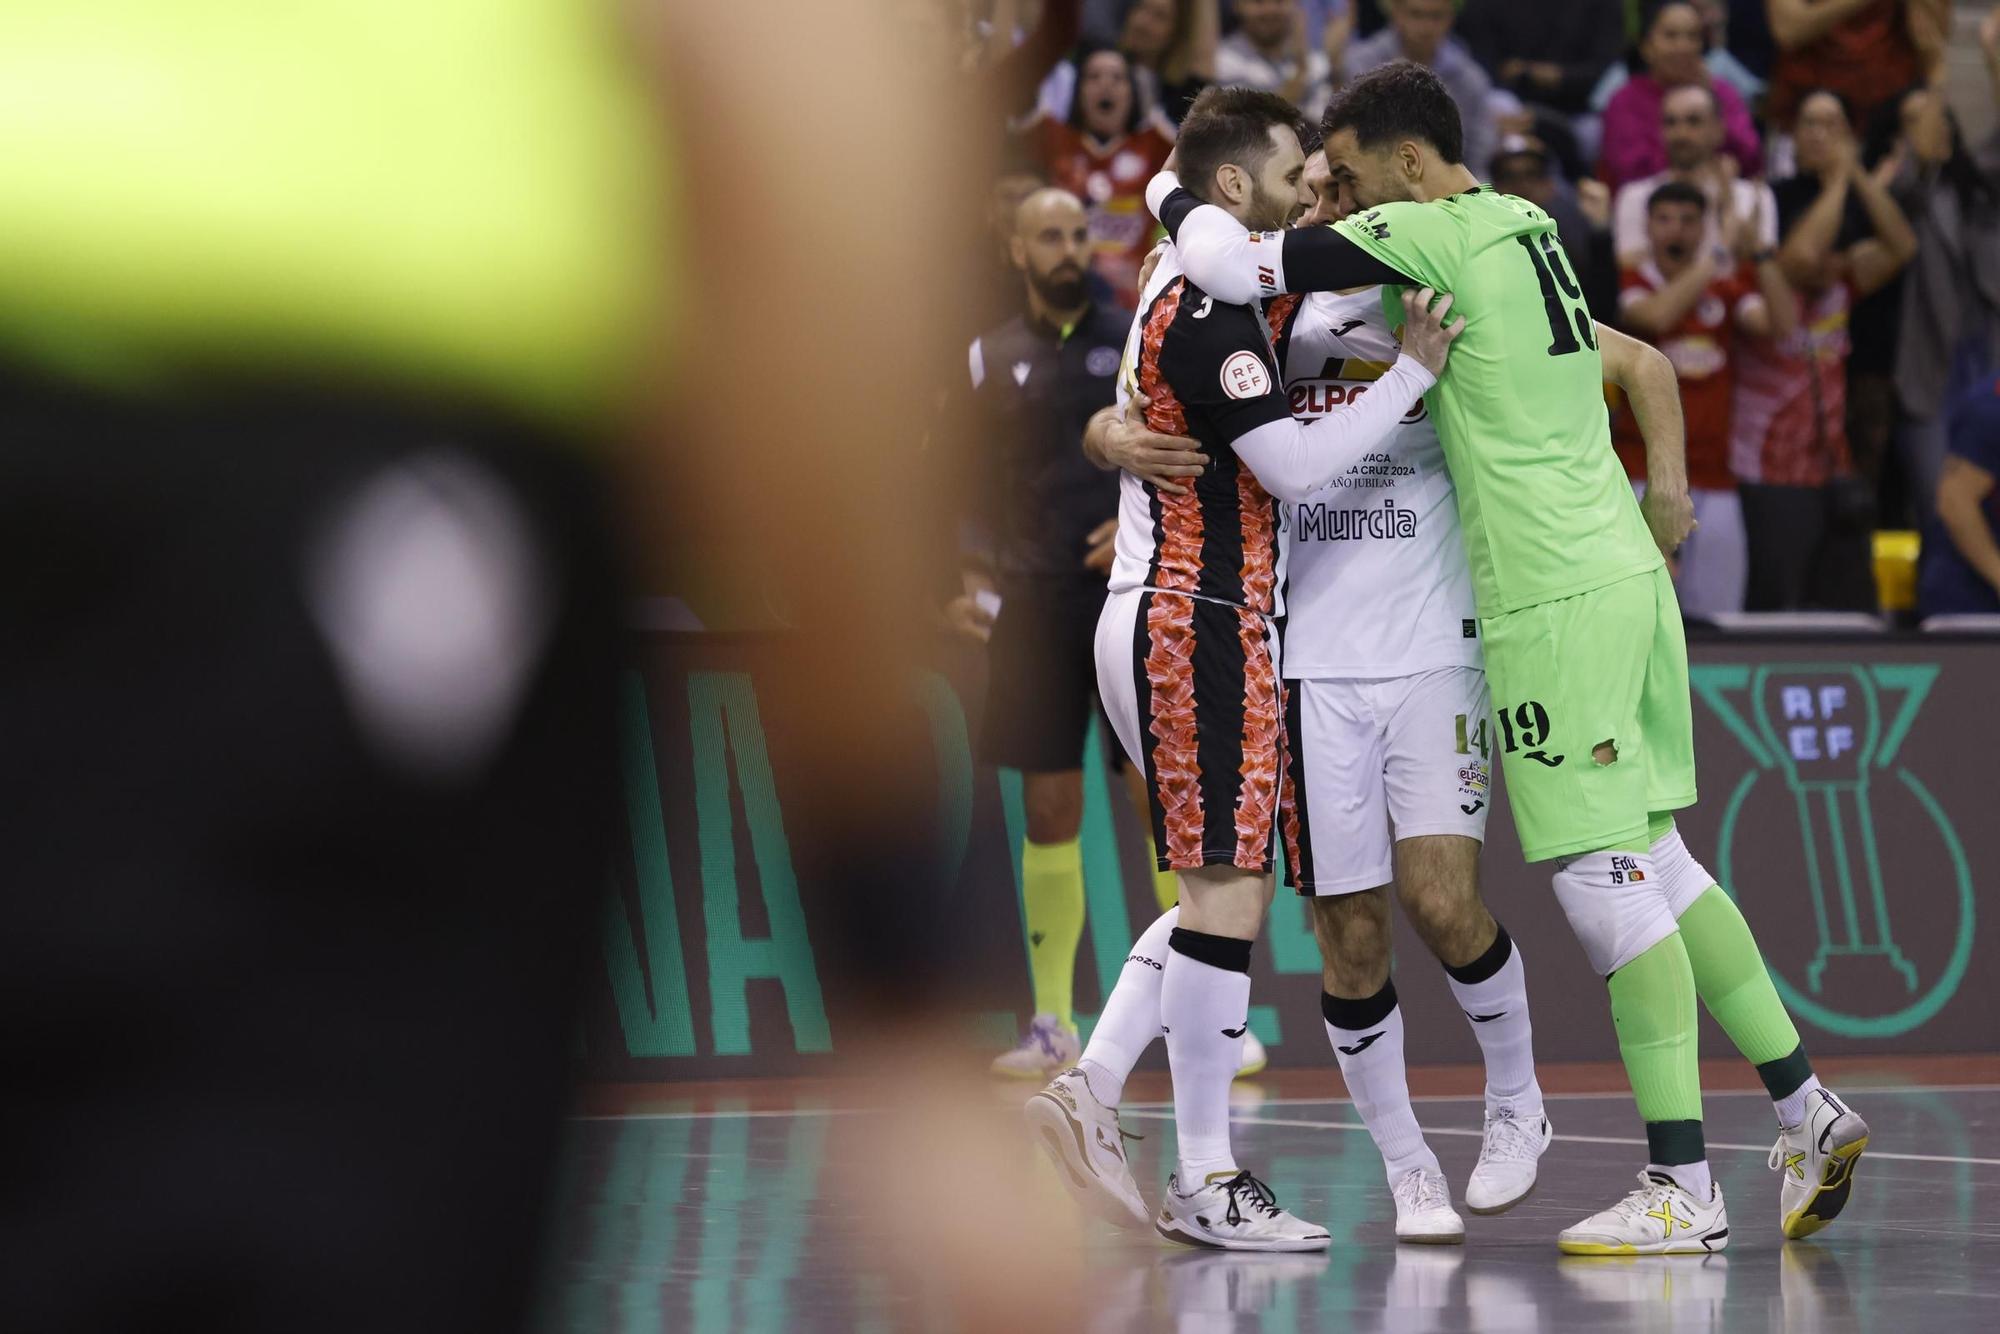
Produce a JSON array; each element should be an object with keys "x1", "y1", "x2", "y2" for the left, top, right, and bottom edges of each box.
[{"x1": 1514, "y1": 232, "x2": 1596, "y2": 357}]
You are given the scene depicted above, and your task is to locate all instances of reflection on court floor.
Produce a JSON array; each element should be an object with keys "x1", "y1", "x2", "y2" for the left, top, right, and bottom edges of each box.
[{"x1": 538, "y1": 1075, "x2": 1998, "y2": 1333}]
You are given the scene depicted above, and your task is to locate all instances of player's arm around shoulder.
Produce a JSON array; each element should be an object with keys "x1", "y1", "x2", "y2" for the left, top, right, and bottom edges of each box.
[{"x1": 1597, "y1": 323, "x2": 1694, "y2": 555}]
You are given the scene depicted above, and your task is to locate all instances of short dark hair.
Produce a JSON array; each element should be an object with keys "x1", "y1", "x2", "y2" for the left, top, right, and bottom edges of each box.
[
  {"x1": 1647, "y1": 179, "x2": 1707, "y2": 215},
  {"x1": 1176, "y1": 86, "x2": 1303, "y2": 203},
  {"x1": 1319, "y1": 61, "x2": 1464, "y2": 166},
  {"x1": 1661, "y1": 81, "x2": 1721, "y2": 118}
]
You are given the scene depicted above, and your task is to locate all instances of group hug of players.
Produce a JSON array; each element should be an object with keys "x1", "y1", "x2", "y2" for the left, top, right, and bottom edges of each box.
[{"x1": 961, "y1": 61, "x2": 1874, "y2": 1257}]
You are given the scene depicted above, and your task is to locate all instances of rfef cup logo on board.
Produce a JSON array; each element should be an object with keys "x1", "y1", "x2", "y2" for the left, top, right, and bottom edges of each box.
[{"x1": 1690, "y1": 664, "x2": 1974, "y2": 1038}]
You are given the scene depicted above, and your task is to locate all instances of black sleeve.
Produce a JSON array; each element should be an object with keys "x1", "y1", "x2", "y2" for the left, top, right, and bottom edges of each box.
[
  {"x1": 1155, "y1": 186, "x2": 1416, "y2": 293},
  {"x1": 1156, "y1": 300, "x2": 1293, "y2": 445}
]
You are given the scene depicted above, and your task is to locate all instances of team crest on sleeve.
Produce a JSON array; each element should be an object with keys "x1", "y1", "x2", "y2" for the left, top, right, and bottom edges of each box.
[{"x1": 1220, "y1": 350, "x2": 1271, "y2": 400}]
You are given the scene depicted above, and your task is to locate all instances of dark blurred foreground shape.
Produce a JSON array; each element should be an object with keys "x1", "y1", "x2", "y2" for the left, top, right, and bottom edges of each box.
[
  {"x1": 0, "y1": 1, "x2": 1085, "y2": 1330},
  {"x1": 0, "y1": 2, "x2": 660, "y2": 1329}
]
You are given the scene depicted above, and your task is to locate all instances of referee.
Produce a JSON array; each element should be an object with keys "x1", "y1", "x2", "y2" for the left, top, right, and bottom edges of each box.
[{"x1": 949, "y1": 188, "x2": 1175, "y2": 1078}]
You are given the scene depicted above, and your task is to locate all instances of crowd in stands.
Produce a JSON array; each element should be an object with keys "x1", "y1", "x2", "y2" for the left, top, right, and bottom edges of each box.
[{"x1": 959, "y1": 1, "x2": 2000, "y2": 622}]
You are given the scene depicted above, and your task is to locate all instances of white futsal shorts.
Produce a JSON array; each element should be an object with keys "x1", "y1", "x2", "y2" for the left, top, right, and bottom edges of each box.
[{"x1": 1281, "y1": 665, "x2": 1493, "y2": 896}]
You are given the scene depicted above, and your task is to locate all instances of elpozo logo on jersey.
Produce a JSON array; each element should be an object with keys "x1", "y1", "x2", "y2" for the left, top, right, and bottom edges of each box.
[{"x1": 1690, "y1": 663, "x2": 1973, "y2": 1038}]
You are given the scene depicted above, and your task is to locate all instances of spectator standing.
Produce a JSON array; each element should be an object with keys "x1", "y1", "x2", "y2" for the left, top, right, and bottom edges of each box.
[
  {"x1": 1919, "y1": 374, "x2": 2000, "y2": 618},
  {"x1": 1732, "y1": 111, "x2": 1913, "y2": 611},
  {"x1": 1614, "y1": 180, "x2": 1796, "y2": 616},
  {"x1": 1458, "y1": 0, "x2": 1627, "y2": 118},
  {"x1": 1491, "y1": 134, "x2": 1620, "y2": 322},
  {"x1": 1613, "y1": 83, "x2": 1780, "y2": 268},
  {"x1": 1764, "y1": 0, "x2": 1946, "y2": 135},
  {"x1": 1690, "y1": 0, "x2": 1767, "y2": 105},
  {"x1": 1120, "y1": 0, "x2": 1221, "y2": 124},
  {"x1": 1775, "y1": 89, "x2": 1908, "y2": 508},
  {"x1": 1020, "y1": 44, "x2": 1178, "y2": 305},
  {"x1": 1215, "y1": 0, "x2": 1341, "y2": 119},
  {"x1": 1597, "y1": 1, "x2": 1763, "y2": 191},
  {"x1": 1343, "y1": 0, "x2": 1504, "y2": 180},
  {"x1": 1876, "y1": 21, "x2": 2000, "y2": 525}
]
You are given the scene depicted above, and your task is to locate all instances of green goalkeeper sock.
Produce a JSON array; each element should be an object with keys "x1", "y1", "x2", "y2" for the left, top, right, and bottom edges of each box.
[
  {"x1": 1608, "y1": 932, "x2": 1704, "y2": 1162},
  {"x1": 1678, "y1": 883, "x2": 1812, "y2": 1093},
  {"x1": 1021, "y1": 837, "x2": 1085, "y2": 1028}
]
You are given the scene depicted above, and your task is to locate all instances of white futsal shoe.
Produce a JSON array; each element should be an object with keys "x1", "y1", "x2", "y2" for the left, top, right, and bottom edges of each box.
[
  {"x1": 1235, "y1": 1030, "x2": 1268, "y2": 1079},
  {"x1": 1465, "y1": 1105, "x2": 1552, "y2": 1214},
  {"x1": 1391, "y1": 1166, "x2": 1465, "y2": 1244},
  {"x1": 1770, "y1": 1086, "x2": 1869, "y2": 1240},
  {"x1": 991, "y1": 1013, "x2": 1081, "y2": 1079},
  {"x1": 1156, "y1": 1169, "x2": 1331, "y2": 1252},
  {"x1": 1558, "y1": 1171, "x2": 1730, "y2": 1256},
  {"x1": 1023, "y1": 1067, "x2": 1149, "y2": 1228}
]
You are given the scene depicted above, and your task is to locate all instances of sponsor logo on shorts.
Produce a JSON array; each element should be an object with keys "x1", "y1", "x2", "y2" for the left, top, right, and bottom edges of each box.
[{"x1": 1127, "y1": 953, "x2": 1164, "y2": 971}]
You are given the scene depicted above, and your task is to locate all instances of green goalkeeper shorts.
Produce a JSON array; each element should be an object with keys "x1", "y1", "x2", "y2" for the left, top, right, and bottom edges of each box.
[{"x1": 1479, "y1": 565, "x2": 1696, "y2": 862}]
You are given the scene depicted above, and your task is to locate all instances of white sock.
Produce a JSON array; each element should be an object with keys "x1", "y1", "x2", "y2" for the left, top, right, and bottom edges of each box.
[
  {"x1": 1160, "y1": 928, "x2": 1252, "y2": 1183},
  {"x1": 1775, "y1": 1074, "x2": 1824, "y2": 1130},
  {"x1": 1077, "y1": 906, "x2": 1180, "y2": 1108},
  {"x1": 1442, "y1": 924, "x2": 1543, "y2": 1113},
  {"x1": 1652, "y1": 1159, "x2": 1713, "y2": 1201},
  {"x1": 1322, "y1": 981, "x2": 1439, "y2": 1183}
]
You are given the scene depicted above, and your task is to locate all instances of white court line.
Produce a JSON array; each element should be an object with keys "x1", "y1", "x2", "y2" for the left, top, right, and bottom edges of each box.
[
  {"x1": 1117, "y1": 1108, "x2": 2000, "y2": 1168},
  {"x1": 568, "y1": 1081, "x2": 2000, "y2": 1132},
  {"x1": 1119, "y1": 1081, "x2": 2000, "y2": 1110}
]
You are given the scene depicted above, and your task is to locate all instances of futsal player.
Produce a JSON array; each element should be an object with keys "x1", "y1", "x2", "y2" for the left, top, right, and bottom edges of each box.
[
  {"x1": 1081, "y1": 145, "x2": 1551, "y2": 1245},
  {"x1": 1150, "y1": 61, "x2": 1869, "y2": 1253},
  {"x1": 1025, "y1": 85, "x2": 1462, "y2": 1252},
  {"x1": 954, "y1": 187, "x2": 1225, "y2": 1078}
]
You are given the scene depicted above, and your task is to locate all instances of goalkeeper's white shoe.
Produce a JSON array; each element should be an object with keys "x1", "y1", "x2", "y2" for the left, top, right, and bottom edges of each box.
[
  {"x1": 1557, "y1": 1171, "x2": 1729, "y2": 1256},
  {"x1": 1023, "y1": 1067, "x2": 1149, "y2": 1228},
  {"x1": 1770, "y1": 1086, "x2": 1869, "y2": 1240},
  {"x1": 1156, "y1": 1169, "x2": 1331, "y2": 1252}
]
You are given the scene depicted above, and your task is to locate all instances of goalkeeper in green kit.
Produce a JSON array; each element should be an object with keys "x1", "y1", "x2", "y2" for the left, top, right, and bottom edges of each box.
[{"x1": 1145, "y1": 61, "x2": 1867, "y2": 1256}]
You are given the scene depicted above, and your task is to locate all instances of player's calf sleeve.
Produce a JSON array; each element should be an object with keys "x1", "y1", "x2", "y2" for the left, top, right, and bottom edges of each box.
[
  {"x1": 1322, "y1": 981, "x2": 1439, "y2": 1182},
  {"x1": 1650, "y1": 819, "x2": 1812, "y2": 1102},
  {"x1": 1162, "y1": 927, "x2": 1253, "y2": 1181},
  {"x1": 1441, "y1": 924, "x2": 1541, "y2": 1109},
  {"x1": 1021, "y1": 838, "x2": 1086, "y2": 1027},
  {"x1": 1606, "y1": 933, "x2": 1705, "y2": 1181},
  {"x1": 1078, "y1": 906, "x2": 1179, "y2": 1106}
]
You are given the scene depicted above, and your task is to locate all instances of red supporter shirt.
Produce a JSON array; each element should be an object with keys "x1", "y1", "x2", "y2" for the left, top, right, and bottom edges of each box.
[
  {"x1": 1612, "y1": 260, "x2": 1759, "y2": 492},
  {"x1": 1027, "y1": 114, "x2": 1174, "y2": 308},
  {"x1": 1768, "y1": 0, "x2": 1920, "y2": 129},
  {"x1": 1730, "y1": 283, "x2": 1855, "y2": 488}
]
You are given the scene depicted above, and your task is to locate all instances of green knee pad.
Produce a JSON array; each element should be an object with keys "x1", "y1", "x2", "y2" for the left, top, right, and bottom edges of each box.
[
  {"x1": 1608, "y1": 933, "x2": 1702, "y2": 1124},
  {"x1": 1678, "y1": 884, "x2": 1803, "y2": 1069}
]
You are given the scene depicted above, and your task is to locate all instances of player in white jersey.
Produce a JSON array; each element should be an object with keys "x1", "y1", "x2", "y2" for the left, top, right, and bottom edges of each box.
[{"x1": 1046, "y1": 149, "x2": 1552, "y2": 1245}]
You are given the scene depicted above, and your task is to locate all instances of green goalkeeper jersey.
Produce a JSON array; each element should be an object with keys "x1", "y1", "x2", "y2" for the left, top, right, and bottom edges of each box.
[{"x1": 1332, "y1": 190, "x2": 1663, "y2": 615}]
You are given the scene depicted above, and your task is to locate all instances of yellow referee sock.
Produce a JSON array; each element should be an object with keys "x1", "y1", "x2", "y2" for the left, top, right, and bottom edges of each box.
[{"x1": 1021, "y1": 838, "x2": 1086, "y2": 1029}]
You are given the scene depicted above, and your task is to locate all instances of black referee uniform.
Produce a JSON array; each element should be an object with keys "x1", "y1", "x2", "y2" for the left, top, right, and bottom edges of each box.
[{"x1": 964, "y1": 301, "x2": 1130, "y2": 773}]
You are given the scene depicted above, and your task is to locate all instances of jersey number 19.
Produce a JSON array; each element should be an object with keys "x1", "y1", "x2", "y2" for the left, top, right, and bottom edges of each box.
[{"x1": 1514, "y1": 233, "x2": 1596, "y2": 358}]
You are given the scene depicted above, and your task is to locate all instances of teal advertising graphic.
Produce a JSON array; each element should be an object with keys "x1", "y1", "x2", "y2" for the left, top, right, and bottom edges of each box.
[
  {"x1": 1690, "y1": 663, "x2": 1976, "y2": 1038},
  {"x1": 592, "y1": 637, "x2": 1998, "y2": 1074}
]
